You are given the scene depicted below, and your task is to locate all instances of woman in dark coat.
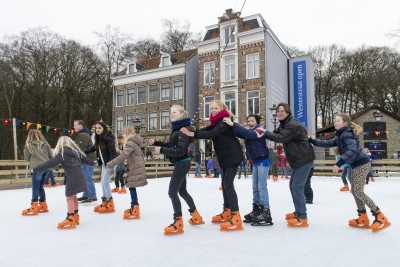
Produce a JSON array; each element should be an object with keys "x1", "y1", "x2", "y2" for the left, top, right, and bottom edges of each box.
[
  {"x1": 181, "y1": 100, "x2": 244, "y2": 231},
  {"x1": 33, "y1": 136, "x2": 94, "y2": 229}
]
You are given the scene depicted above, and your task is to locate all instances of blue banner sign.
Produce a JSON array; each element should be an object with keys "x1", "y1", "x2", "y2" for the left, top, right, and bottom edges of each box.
[{"x1": 293, "y1": 60, "x2": 308, "y2": 128}]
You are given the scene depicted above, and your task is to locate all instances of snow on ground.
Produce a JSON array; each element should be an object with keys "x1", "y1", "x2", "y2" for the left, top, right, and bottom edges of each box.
[{"x1": 1, "y1": 175, "x2": 399, "y2": 267}]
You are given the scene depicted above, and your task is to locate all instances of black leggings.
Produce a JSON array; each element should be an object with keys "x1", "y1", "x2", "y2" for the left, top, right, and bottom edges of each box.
[
  {"x1": 221, "y1": 165, "x2": 239, "y2": 212},
  {"x1": 168, "y1": 160, "x2": 196, "y2": 217}
]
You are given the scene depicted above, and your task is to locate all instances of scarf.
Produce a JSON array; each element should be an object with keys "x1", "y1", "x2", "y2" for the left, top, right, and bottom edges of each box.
[
  {"x1": 171, "y1": 118, "x2": 191, "y2": 131},
  {"x1": 209, "y1": 109, "x2": 230, "y2": 126}
]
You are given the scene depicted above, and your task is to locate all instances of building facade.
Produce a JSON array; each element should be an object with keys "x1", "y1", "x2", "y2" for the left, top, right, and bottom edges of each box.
[{"x1": 112, "y1": 49, "x2": 199, "y2": 150}]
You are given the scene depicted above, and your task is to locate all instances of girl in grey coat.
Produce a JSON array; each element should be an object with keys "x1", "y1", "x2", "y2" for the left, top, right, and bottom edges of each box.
[{"x1": 34, "y1": 136, "x2": 94, "y2": 229}]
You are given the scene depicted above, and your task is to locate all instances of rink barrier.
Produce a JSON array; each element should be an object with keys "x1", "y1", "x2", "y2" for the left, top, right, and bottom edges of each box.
[{"x1": 0, "y1": 159, "x2": 399, "y2": 185}]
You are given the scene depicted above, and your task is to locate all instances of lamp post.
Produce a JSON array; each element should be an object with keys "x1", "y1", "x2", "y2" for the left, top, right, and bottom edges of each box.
[{"x1": 269, "y1": 104, "x2": 278, "y2": 149}]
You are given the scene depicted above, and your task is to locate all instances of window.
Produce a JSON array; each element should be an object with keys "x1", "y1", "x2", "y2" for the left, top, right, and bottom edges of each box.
[
  {"x1": 247, "y1": 91, "x2": 260, "y2": 115},
  {"x1": 126, "y1": 89, "x2": 135, "y2": 106},
  {"x1": 148, "y1": 84, "x2": 157, "y2": 103},
  {"x1": 162, "y1": 56, "x2": 169, "y2": 67},
  {"x1": 160, "y1": 111, "x2": 170, "y2": 129},
  {"x1": 126, "y1": 114, "x2": 134, "y2": 126},
  {"x1": 224, "y1": 26, "x2": 235, "y2": 44},
  {"x1": 137, "y1": 113, "x2": 146, "y2": 128},
  {"x1": 246, "y1": 53, "x2": 260, "y2": 79},
  {"x1": 128, "y1": 64, "x2": 136, "y2": 74},
  {"x1": 173, "y1": 81, "x2": 183, "y2": 99},
  {"x1": 116, "y1": 116, "x2": 124, "y2": 133},
  {"x1": 204, "y1": 61, "x2": 215, "y2": 85},
  {"x1": 138, "y1": 87, "x2": 145, "y2": 104},
  {"x1": 224, "y1": 92, "x2": 236, "y2": 116},
  {"x1": 204, "y1": 96, "x2": 215, "y2": 119},
  {"x1": 148, "y1": 112, "x2": 157, "y2": 131},
  {"x1": 116, "y1": 90, "x2": 124, "y2": 107},
  {"x1": 224, "y1": 56, "x2": 235, "y2": 81},
  {"x1": 160, "y1": 83, "x2": 170, "y2": 101}
]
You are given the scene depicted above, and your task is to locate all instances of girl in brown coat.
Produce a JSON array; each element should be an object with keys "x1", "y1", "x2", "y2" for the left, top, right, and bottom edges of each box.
[{"x1": 106, "y1": 127, "x2": 147, "y2": 219}]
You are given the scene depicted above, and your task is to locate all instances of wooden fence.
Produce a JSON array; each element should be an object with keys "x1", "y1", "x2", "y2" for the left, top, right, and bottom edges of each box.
[{"x1": 1, "y1": 159, "x2": 399, "y2": 185}]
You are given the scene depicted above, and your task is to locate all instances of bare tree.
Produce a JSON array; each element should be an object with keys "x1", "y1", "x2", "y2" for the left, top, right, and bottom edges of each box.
[
  {"x1": 130, "y1": 38, "x2": 161, "y2": 60},
  {"x1": 161, "y1": 18, "x2": 201, "y2": 52}
]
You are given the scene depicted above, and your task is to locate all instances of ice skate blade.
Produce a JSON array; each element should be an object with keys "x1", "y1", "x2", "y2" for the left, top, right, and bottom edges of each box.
[
  {"x1": 349, "y1": 224, "x2": 370, "y2": 229},
  {"x1": 164, "y1": 230, "x2": 184, "y2": 235},
  {"x1": 57, "y1": 225, "x2": 76, "y2": 229},
  {"x1": 123, "y1": 216, "x2": 140, "y2": 220},
  {"x1": 188, "y1": 220, "x2": 205, "y2": 225},
  {"x1": 251, "y1": 222, "x2": 274, "y2": 226},
  {"x1": 220, "y1": 226, "x2": 244, "y2": 231},
  {"x1": 372, "y1": 222, "x2": 391, "y2": 233},
  {"x1": 287, "y1": 224, "x2": 309, "y2": 228}
]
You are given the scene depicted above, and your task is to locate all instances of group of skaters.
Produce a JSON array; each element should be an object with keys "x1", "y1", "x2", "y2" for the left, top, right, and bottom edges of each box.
[{"x1": 21, "y1": 102, "x2": 391, "y2": 234}]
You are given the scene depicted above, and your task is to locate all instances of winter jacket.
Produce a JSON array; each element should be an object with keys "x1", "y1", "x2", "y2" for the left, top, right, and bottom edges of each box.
[
  {"x1": 154, "y1": 122, "x2": 192, "y2": 164},
  {"x1": 264, "y1": 115, "x2": 315, "y2": 169},
  {"x1": 72, "y1": 128, "x2": 96, "y2": 161},
  {"x1": 270, "y1": 152, "x2": 280, "y2": 165},
  {"x1": 33, "y1": 147, "x2": 93, "y2": 196},
  {"x1": 106, "y1": 135, "x2": 147, "y2": 188},
  {"x1": 86, "y1": 132, "x2": 117, "y2": 166},
  {"x1": 24, "y1": 141, "x2": 53, "y2": 169},
  {"x1": 232, "y1": 123, "x2": 270, "y2": 164},
  {"x1": 212, "y1": 156, "x2": 220, "y2": 169},
  {"x1": 279, "y1": 154, "x2": 287, "y2": 167},
  {"x1": 195, "y1": 120, "x2": 243, "y2": 168},
  {"x1": 309, "y1": 126, "x2": 369, "y2": 168}
]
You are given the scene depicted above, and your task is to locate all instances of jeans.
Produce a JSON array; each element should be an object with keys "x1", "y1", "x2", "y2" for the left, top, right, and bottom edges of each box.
[
  {"x1": 129, "y1": 188, "x2": 138, "y2": 206},
  {"x1": 45, "y1": 170, "x2": 56, "y2": 185},
  {"x1": 304, "y1": 168, "x2": 314, "y2": 202},
  {"x1": 169, "y1": 161, "x2": 196, "y2": 217},
  {"x1": 115, "y1": 170, "x2": 125, "y2": 187},
  {"x1": 195, "y1": 162, "x2": 201, "y2": 176},
  {"x1": 31, "y1": 170, "x2": 50, "y2": 202},
  {"x1": 341, "y1": 166, "x2": 352, "y2": 185},
  {"x1": 221, "y1": 165, "x2": 239, "y2": 212},
  {"x1": 252, "y1": 164, "x2": 270, "y2": 208},
  {"x1": 82, "y1": 164, "x2": 97, "y2": 199},
  {"x1": 289, "y1": 161, "x2": 314, "y2": 219},
  {"x1": 100, "y1": 165, "x2": 113, "y2": 200}
]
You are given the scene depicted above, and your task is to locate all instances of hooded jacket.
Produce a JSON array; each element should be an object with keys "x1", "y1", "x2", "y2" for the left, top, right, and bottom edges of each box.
[{"x1": 73, "y1": 128, "x2": 96, "y2": 161}]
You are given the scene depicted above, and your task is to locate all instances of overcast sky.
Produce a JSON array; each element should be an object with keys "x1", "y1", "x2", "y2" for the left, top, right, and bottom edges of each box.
[{"x1": 1, "y1": 0, "x2": 399, "y2": 51}]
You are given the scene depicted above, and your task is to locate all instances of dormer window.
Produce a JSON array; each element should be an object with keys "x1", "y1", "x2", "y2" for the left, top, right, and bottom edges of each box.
[
  {"x1": 159, "y1": 53, "x2": 171, "y2": 67},
  {"x1": 224, "y1": 26, "x2": 235, "y2": 45},
  {"x1": 127, "y1": 63, "x2": 137, "y2": 74}
]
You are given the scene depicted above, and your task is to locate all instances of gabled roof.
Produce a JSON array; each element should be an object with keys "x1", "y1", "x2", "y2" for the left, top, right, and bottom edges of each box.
[
  {"x1": 241, "y1": 19, "x2": 259, "y2": 32},
  {"x1": 316, "y1": 105, "x2": 400, "y2": 133},
  {"x1": 116, "y1": 49, "x2": 198, "y2": 77},
  {"x1": 203, "y1": 28, "x2": 220, "y2": 41}
]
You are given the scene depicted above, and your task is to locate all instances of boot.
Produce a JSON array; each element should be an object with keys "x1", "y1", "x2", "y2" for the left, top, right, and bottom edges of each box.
[
  {"x1": 44, "y1": 183, "x2": 52, "y2": 187},
  {"x1": 111, "y1": 187, "x2": 121, "y2": 193},
  {"x1": 98, "y1": 198, "x2": 115, "y2": 213},
  {"x1": 285, "y1": 212, "x2": 296, "y2": 220},
  {"x1": 287, "y1": 217, "x2": 309, "y2": 227},
  {"x1": 57, "y1": 213, "x2": 76, "y2": 229},
  {"x1": 21, "y1": 201, "x2": 39, "y2": 216},
  {"x1": 118, "y1": 187, "x2": 127, "y2": 194},
  {"x1": 220, "y1": 211, "x2": 244, "y2": 231},
  {"x1": 164, "y1": 216, "x2": 184, "y2": 235},
  {"x1": 370, "y1": 208, "x2": 391, "y2": 233},
  {"x1": 218, "y1": 186, "x2": 222, "y2": 190},
  {"x1": 243, "y1": 203, "x2": 260, "y2": 223},
  {"x1": 251, "y1": 206, "x2": 273, "y2": 226},
  {"x1": 94, "y1": 197, "x2": 107, "y2": 212},
  {"x1": 211, "y1": 208, "x2": 231, "y2": 223},
  {"x1": 73, "y1": 210, "x2": 80, "y2": 225},
  {"x1": 38, "y1": 201, "x2": 49, "y2": 213},
  {"x1": 188, "y1": 209, "x2": 204, "y2": 225},
  {"x1": 340, "y1": 184, "x2": 350, "y2": 191},
  {"x1": 123, "y1": 205, "x2": 140, "y2": 219},
  {"x1": 273, "y1": 176, "x2": 278, "y2": 182},
  {"x1": 348, "y1": 209, "x2": 370, "y2": 228}
]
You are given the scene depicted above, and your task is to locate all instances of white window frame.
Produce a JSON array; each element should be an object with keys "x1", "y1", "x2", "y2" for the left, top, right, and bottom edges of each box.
[
  {"x1": 116, "y1": 90, "x2": 124, "y2": 107},
  {"x1": 137, "y1": 113, "x2": 146, "y2": 128},
  {"x1": 162, "y1": 56, "x2": 169, "y2": 67},
  {"x1": 160, "y1": 110, "x2": 170, "y2": 130},
  {"x1": 148, "y1": 112, "x2": 157, "y2": 131},
  {"x1": 126, "y1": 88, "x2": 135, "y2": 106},
  {"x1": 224, "y1": 56, "x2": 235, "y2": 81},
  {"x1": 173, "y1": 80, "x2": 183, "y2": 100},
  {"x1": 224, "y1": 26, "x2": 235, "y2": 45},
  {"x1": 160, "y1": 82, "x2": 170, "y2": 102},
  {"x1": 247, "y1": 91, "x2": 260, "y2": 115},
  {"x1": 223, "y1": 91, "x2": 237, "y2": 116},
  {"x1": 148, "y1": 84, "x2": 157, "y2": 103},
  {"x1": 246, "y1": 53, "x2": 260, "y2": 79},
  {"x1": 137, "y1": 87, "x2": 146, "y2": 104},
  {"x1": 116, "y1": 116, "x2": 124, "y2": 133},
  {"x1": 204, "y1": 61, "x2": 215, "y2": 85},
  {"x1": 126, "y1": 114, "x2": 134, "y2": 127},
  {"x1": 204, "y1": 96, "x2": 215, "y2": 120}
]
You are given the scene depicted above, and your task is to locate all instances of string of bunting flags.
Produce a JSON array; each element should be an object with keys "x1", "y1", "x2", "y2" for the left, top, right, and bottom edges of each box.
[
  {"x1": 2, "y1": 118, "x2": 75, "y2": 135},
  {"x1": 316, "y1": 130, "x2": 400, "y2": 137}
]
